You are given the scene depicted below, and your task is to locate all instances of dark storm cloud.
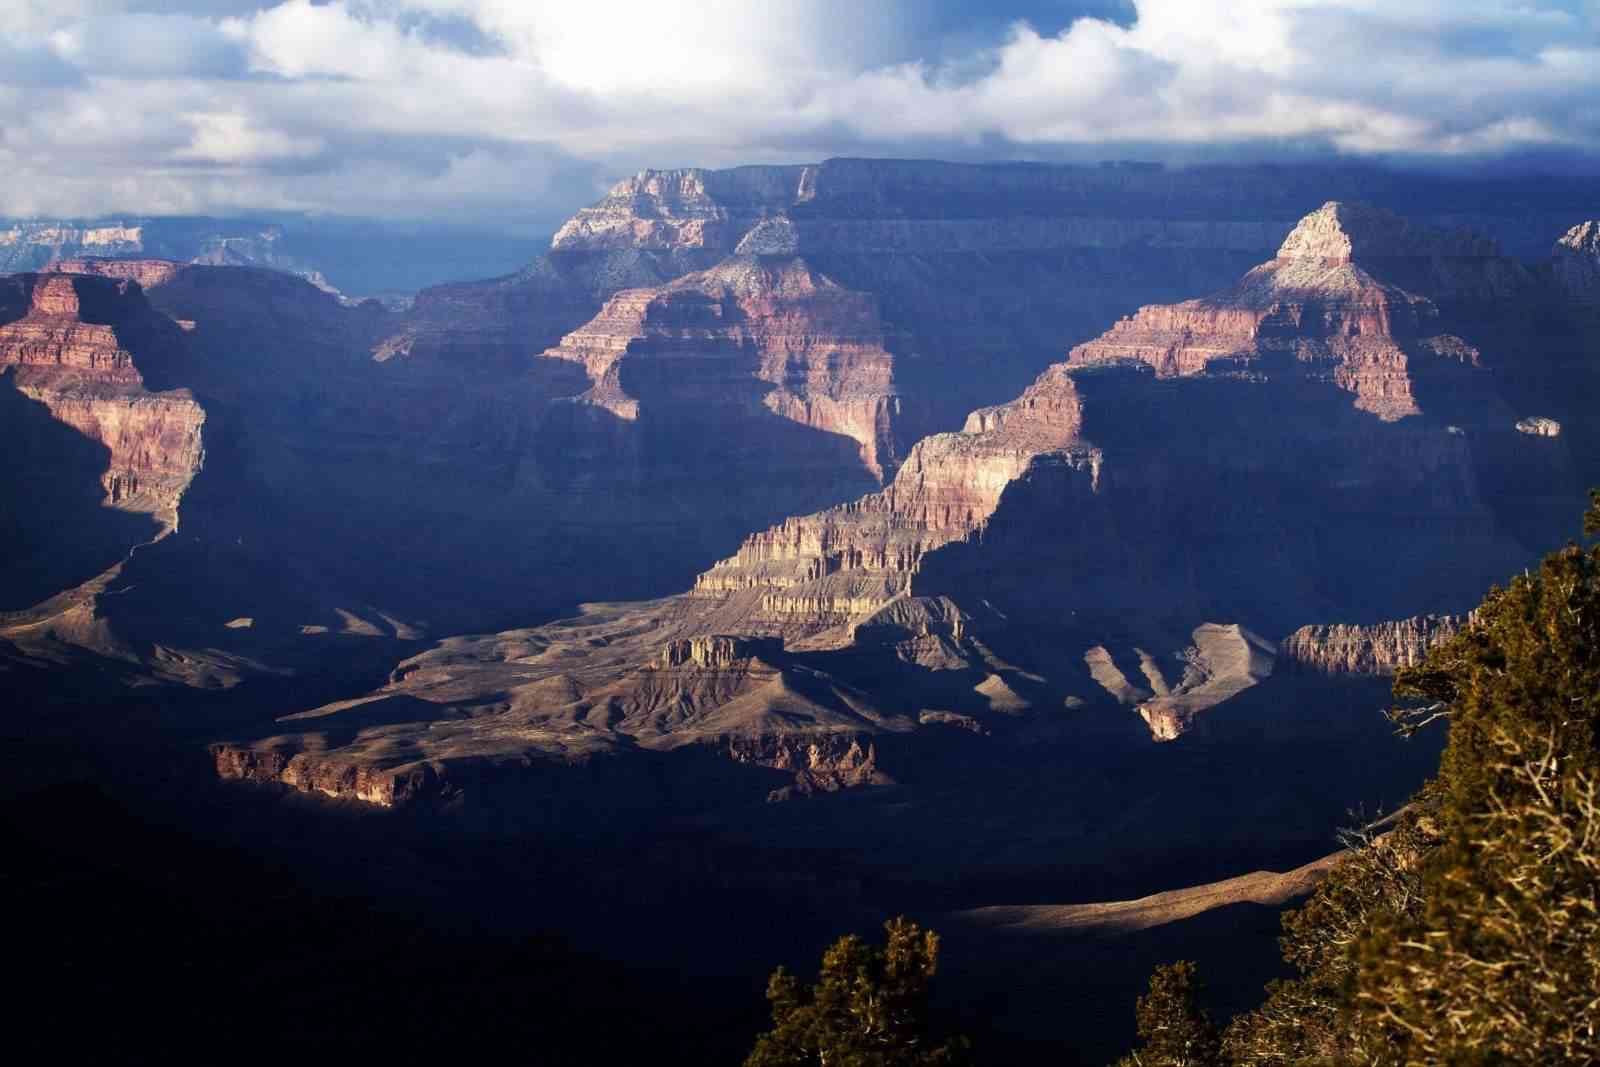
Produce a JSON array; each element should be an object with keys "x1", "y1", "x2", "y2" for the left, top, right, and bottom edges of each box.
[{"x1": 0, "y1": 1, "x2": 1595, "y2": 224}]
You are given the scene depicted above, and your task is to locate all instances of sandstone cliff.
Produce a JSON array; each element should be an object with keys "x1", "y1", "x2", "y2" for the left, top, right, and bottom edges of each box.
[
  {"x1": 0, "y1": 273, "x2": 203, "y2": 523},
  {"x1": 202, "y1": 197, "x2": 1589, "y2": 805},
  {"x1": 691, "y1": 363, "x2": 1096, "y2": 634},
  {"x1": 1279, "y1": 615, "x2": 1470, "y2": 675},
  {"x1": 689, "y1": 203, "x2": 1532, "y2": 644},
  {"x1": 543, "y1": 250, "x2": 909, "y2": 481},
  {"x1": 1064, "y1": 202, "x2": 1524, "y2": 421}
]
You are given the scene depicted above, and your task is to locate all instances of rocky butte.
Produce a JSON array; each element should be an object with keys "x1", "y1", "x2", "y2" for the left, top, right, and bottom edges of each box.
[
  {"x1": 0, "y1": 163, "x2": 1592, "y2": 762},
  {"x1": 0, "y1": 272, "x2": 204, "y2": 615},
  {"x1": 209, "y1": 201, "x2": 1598, "y2": 808}
]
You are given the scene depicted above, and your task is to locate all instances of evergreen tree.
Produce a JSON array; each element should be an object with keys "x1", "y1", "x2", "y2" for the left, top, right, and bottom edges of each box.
[
  {"x1": 1114, "y1": 961, "x2": 1224, "y2": 1067},
  {"x1": 1353, "y1": 490, "x2": 1600, "y2": 1062},
  {"x1": 745, "y1": 917, "x2": 970, "y2": 1067}
]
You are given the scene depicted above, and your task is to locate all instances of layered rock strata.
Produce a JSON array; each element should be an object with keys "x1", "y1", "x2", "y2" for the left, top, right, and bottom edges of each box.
[
  {"x1": 691, "y1": 203, "x2": 1529, "y2": 644},
  {"x1": 1279, "y1": 615, "x2": 1470, "y2": 675},
  {"x1": 543, "y1": 253, "x2": 910, "y2": 480},
  {"x1": 691, "y1": 363, "x2": 1094, "y2": 632},
  {"x1": 1064, "y1": 202, "x2": 1522, "y2": 420},
  {"x1": 0, "y1": 273, "x2": 203, "y2": 521},
  {"x1": 205, "y1": 200, "x2": 1590, "y2": 804}
]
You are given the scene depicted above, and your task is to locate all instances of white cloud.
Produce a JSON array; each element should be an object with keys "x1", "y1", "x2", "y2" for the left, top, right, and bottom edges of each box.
[{"x1": 0, "y1": 0, "x2": 1595, "y2": 222}]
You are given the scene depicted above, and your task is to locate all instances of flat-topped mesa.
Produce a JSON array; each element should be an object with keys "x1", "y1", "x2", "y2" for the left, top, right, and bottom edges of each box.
[
  {"x1": 657, "y1": 635, "x2": 784, "y2": 670},
  {"x1": 551, "y1": 166, "x2": 810, "y2": 254},
  {"x1": 1554, "y1": 221, "x2": 1600, "y2": 306},
  {"x1": 1279, "y1": 614, "x2": 1471, "y2": 675},
  {"x1": 0, "y1": 274, "x2": 146, "y2": 383},
  {"x1": 691, "y1": 364, "x2": 1096, "y2": 631},
  {"x1": 543, "y1": 255, "x2": 908, "y2": 479},
  {"x1": 1065, "y1": 202, "x2": 1507, "y2": 421},
  {"x1": 49, "y1": 258, "x2": 186, "y2": 292}
]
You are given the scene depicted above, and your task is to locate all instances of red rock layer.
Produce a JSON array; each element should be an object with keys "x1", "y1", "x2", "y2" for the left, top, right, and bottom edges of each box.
[
  {"x1": 1279, "y1": 614, "x2": 1470, "y2": 675},
  {"x1": 543, "y1": 255, "x2": 908, "y2": 480},
  {"x1": 1064, "y1": 202, "x2": 1506, "y2": 420},
  {"x1": 0, "y1": 272, "x2": 203, "y2": 518},
  {"x1": 689, "y1": 203, "x2": 1519, "y2": 639},
  {"x1": 690, "y1": 364, "x2": 1094, "y2": 633}
]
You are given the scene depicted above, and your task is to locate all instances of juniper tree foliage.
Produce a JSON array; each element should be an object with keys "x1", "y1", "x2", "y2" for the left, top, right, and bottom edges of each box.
[
  {"x1": 1114, "y1": 960, "x2": 1224, "y2": 1067},
  {"x1": 1354, "y1": 490, "x2": 1600, "y2": 1063},
  {"x1": 744, "y1": 918, "x2": 970, "y2": 1067},
  {"x1": 1221, "y1": 809, "x2": 1436, "y2": 1066},
  {"x1": 1141, "y1": 492, "x2": 1600, "y2": 1066}
]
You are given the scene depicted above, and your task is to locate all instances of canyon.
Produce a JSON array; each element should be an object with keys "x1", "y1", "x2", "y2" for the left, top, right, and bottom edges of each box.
[
  {"x1": 202, "y1": 198, "x2": 1598, "y2": 821},
  {"x1": 7, "y1": 159, "x2": 1599, "y2": 1067},
  {"x1": 0, "y1": 162, "x2": 1592, "y2": 872}
]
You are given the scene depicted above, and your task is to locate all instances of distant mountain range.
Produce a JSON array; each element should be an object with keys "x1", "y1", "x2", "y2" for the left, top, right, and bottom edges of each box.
[{"x1": 0, "y1": 215, "x2": 544, "y2": 302}]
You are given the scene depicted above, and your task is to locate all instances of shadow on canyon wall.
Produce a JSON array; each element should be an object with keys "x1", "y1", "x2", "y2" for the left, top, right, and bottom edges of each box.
[{"x1": 0, "y1": 372, "x2": 163, "y2": 611}]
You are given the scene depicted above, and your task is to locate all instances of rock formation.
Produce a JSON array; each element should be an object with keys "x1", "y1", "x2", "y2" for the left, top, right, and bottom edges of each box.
[
  {"x1": 1554, "y1": 221, "x2": 1600, "y2": 306},
  {"x1": 690, "y1": 204, "x2": 1535, "y2": 645},
  {"x1": 207, "y1": 199, "x2": 1588, "y2": 806},
  {"x1": 1279, "y1": 615, "x2": 1470, "y2": 675},
  {"x1": 542, "y1": 254, "x2": 911, "y2": 481},
  {"x1": 0, "y1": 273, "x2": 203, "y2": 523},
  {"x1": 690, "y1": 363, "x2": 1095, "y2": 632},
  {"x1": 10, "y1": 175, "x2": 1600, "y2": 817},
  {"x1": 1064, "y1": 202, "x2": 1523, "y2": 420}
]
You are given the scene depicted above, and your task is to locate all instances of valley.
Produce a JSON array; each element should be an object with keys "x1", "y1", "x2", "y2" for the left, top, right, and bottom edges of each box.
[{"x1": 4, "y1": 157, "x2": 1597, "y2": 1064}]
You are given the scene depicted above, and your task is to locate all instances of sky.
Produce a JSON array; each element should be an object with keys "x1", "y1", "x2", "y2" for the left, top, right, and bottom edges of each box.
[{"x1": 0, "y1": 0, "x2": 1596, "y2": 228}]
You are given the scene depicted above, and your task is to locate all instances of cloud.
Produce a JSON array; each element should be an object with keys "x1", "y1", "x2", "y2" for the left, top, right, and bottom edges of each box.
[{"x1": 0, "y1": 0, "x2": 1595, "y2": 225}]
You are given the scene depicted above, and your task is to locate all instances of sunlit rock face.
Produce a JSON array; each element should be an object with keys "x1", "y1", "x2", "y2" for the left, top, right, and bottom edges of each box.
[
  {"x1": 1279, "y1": 614, "x2": 1471, "y2": 676},
  {"x1": 1065, "y1": 202, "x2": 1531, "y2": 421},
  {"x1": 378, "y1": 162, "x2": 1584, "y2": 441},
  {"x1": 689, "y1": 203, "x2": 1541, "y2": 647},
  {"x1": 0, "y1": 272, "x2": 204, "y2": 522},
  {"x1": 1554, "y1": 221, "x2": 1600, "y2": 306},
  {"x1": 0, "y1": 271, "x2": 205, "y2": 617},
  {"x1": 196, "y1": 195, "x2": 1600, "y2": 807},
  {"x1": 543, "y1": 255, "x2": 909, "y2": 482}
]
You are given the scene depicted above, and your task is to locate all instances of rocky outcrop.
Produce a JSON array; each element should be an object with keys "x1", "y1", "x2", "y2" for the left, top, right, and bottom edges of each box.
[
  {"x1": 551, "y1": 166, "x2": 808, "y2": 254},
  {"x1": 690, "y1": 363, "x2": 1095, "y2": 634},
  {"x1": 689, "y1": 203, "x2": 1531, "y2": 643},
  {"x1": 1553, "y1": 221, "x2": 1600, "y2": 305},
  {"x1": 198, "y1": 197, "x2": 1591, "y2": 802},
  {"x1": 544, "y1": 255, "x2": 911, "y2": 480},
  {"x1": 1279, "y1": 615, "x2": 1470, "y2": 675},
  {"x1": 211, "y1": 744, "x2": 439, "y2": 808},
  {"x1": 1065, "y1": 202, "x2": 1523, "y2": 421},
  {"x1": 1515, "y1": 416, "x2": 1561, "y2": 437},
  {"x1": 658, "y1": 635, "x2": 783, "y2": 670},
  {"x1": 378, "y1": 162, "x2": 1588, "y2": 445},
  {"x1": 1134, "y1": 624, "x2": 1278, "y2": 742},
  {"x1": 373, "y1": 167, "x2": 807, "y2": 369},
  {"x1": 725, "y1": 733, "x2": 887, "y2": 799},
  {"x1": 0, "y1": 272, "x2": 204, "y2": 520}
]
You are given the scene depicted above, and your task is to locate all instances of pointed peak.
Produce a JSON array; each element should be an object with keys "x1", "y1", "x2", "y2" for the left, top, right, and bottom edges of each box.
[
  {"x1": 1557, "y1": 220, "x2": 1600, "y2": 256},
  {"x1": 1554, "y1": 221, "x2": 1600, "y2": 304},
  {"x1": 734, "y1": 215, "x2": 800, "y2": 256},
  {"x1": 1277, "y1": 201, "x2": 1499, "y2": 262}
]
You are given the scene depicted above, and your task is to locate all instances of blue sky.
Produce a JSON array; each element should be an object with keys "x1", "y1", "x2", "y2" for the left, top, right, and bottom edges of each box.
[{"x1": 1, "y1": 1, "x2": 1595, "y2": 225}]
